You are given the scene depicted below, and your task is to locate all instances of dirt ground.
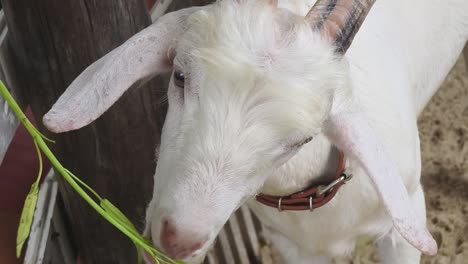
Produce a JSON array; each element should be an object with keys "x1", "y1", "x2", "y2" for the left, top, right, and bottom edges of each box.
[{"x1": 261, "y1": 56, "x2": 468, "y2": 264}]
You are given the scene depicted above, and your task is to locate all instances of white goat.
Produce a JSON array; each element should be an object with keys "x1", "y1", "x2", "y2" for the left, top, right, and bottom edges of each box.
[{"x1": 43, "y1": 0, "x2": 468, "y2": 263}]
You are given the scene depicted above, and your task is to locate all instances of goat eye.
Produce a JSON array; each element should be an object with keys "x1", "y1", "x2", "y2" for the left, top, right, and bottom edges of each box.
[
  {"x1": 173, "y1": 70, "x2": 185, "y2": 88},
  {"x1": 297, "y1": 136, "x2": 313, "y2": 148},
  {"x1": 303, "y1": 136, "x2": 313, "y2": 145}
]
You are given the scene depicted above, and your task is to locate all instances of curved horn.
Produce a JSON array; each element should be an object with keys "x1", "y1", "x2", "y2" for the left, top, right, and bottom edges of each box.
[{"x1": 305, "y1": 0, "x2": 376, "y2": 53}]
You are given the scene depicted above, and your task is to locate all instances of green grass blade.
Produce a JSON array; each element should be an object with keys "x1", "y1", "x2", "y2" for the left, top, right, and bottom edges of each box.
[
  {"x1": 16, "y1": 184, "x2": 39, "y2": 257},
  {"x1": 16, "y1": 141, "x2": 43, "y2": 257},
  {"x1": 65, "y1": 169, "x2": 103, "y2": 201},
  {"x1": 100, "y1": 199, "x2": 140, "y2": 236}
]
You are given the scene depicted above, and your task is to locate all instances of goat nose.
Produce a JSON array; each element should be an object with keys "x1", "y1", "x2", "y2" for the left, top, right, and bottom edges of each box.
[{"x1": 160, "y1": 220, "x2": 207, "y2": 260}]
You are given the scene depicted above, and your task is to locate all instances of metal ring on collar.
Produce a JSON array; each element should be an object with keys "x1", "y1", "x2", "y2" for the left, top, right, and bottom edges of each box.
[{"x1": 278, "y1": 197, "x2": 283, "y2": 212}]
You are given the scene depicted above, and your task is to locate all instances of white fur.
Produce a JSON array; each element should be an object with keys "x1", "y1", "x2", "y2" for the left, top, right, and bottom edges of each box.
[{"x1": 145, "y1": 0, "x2": 468, "y2": 263}]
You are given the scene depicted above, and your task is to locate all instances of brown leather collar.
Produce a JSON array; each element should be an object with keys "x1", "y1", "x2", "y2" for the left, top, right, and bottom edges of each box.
[{"x1": 255, "y1": 151, "x2": 351, "y2": 211}]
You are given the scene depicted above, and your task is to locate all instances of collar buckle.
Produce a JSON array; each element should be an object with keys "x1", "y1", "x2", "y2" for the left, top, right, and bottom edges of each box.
[
  {"x1": 316, "y1": 173, "x2": 353, "y2": 197},
  {"x1": 255, "y1": 151, "x2": 350, "y2": 211}
]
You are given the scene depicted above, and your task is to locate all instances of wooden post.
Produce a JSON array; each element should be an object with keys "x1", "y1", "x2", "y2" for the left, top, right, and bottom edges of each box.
[{"x1": 0, "y1": 0, "x2": 166, "y2": 263}]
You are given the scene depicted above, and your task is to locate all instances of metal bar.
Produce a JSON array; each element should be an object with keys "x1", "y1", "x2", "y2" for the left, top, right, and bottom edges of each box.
[
  {"x1": 228, "y1": 212, "x2": 250, "y2": 264},
  {"x1": 217, "y1": 228, "x2": 236, "y2": 264},
  {"x1": 36, "y1": 181, "x2": 59, "y2": 264},
  {"x1": 240, "y1": 206, "x2": 260, "y2": 257},
  {"x1": 0, "y1": 14, "x2": 21, "y2": 165},
  {"x1": 205, "y1": 250, "x2": 217, "y2": 264},
  {"x1": 24, "y1": 170, "x2": 58, "y2": 264},
  {"x1": 51, "y1": 202, "x2": 75, "y2": 264},
  {"x1": 0, "y1": 92, "x2": 19, "y2": 165},
  {"x1": 0, "y1": 10, "x2": 6, "y2": 33}
]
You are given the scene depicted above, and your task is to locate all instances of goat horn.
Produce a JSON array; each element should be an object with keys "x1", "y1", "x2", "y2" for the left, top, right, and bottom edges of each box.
[{"x1": 305, "y1": 0, "x2": 376, "y2": 53}]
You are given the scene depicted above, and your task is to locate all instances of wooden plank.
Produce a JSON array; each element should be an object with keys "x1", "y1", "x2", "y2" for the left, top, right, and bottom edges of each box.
[
  {"x1": 41, "y1": 224, "x2": 66, "y2": 264},
  {"x1": 228, "y1": 212, "x2": 250, "y2": 264},
  {"x1": 205, "y1": 250, "x2": 217, "y2": 264},
  {"x1": 0, "y1": 92, "x2": 19, "y2": 165},
  {"x1": 36, "y1": 182, "x2": 59, "y2": 264},
  {"x1": 24, "y1": 171, "x2": 75, "y2": 264},
  {"x1": 0, "y1": 10, "x2": 24, "y2": 165},
  {"x1": 50, "y1": 198, "x2": 75, "y2": 264},
  {"x1": 217, "y1": 228, "x2": 236, "y2": 264},
  {"x1": 204, "y1": 206, "x2": 265, "y2": 263},
  {"x1": 0, "y1": 18, "x2": 22, "y2": 98},
  {"x1": 240, "y1": 206, "x2": 261, "y2": 257},
  {"x1": 24, "y1": 170, "x2": 57, "y2": 264},
  {"x1": 1, "y1": 1, "x2": 167, "y2": 263},
  {"x1": 0, "y1": 10, "x2": 6, "y2": 32}
]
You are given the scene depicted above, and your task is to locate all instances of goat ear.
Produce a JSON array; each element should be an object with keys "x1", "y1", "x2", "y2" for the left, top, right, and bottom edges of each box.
[
  {"x1": 305, "y1": 0, "x2": 375, "y2": 53},
  {"x1": 43, "y1": 7, "x2": 201, "y2": 133},
  {"x1": 324, "y1": 112, "x2": 438, "y2": 256}
]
